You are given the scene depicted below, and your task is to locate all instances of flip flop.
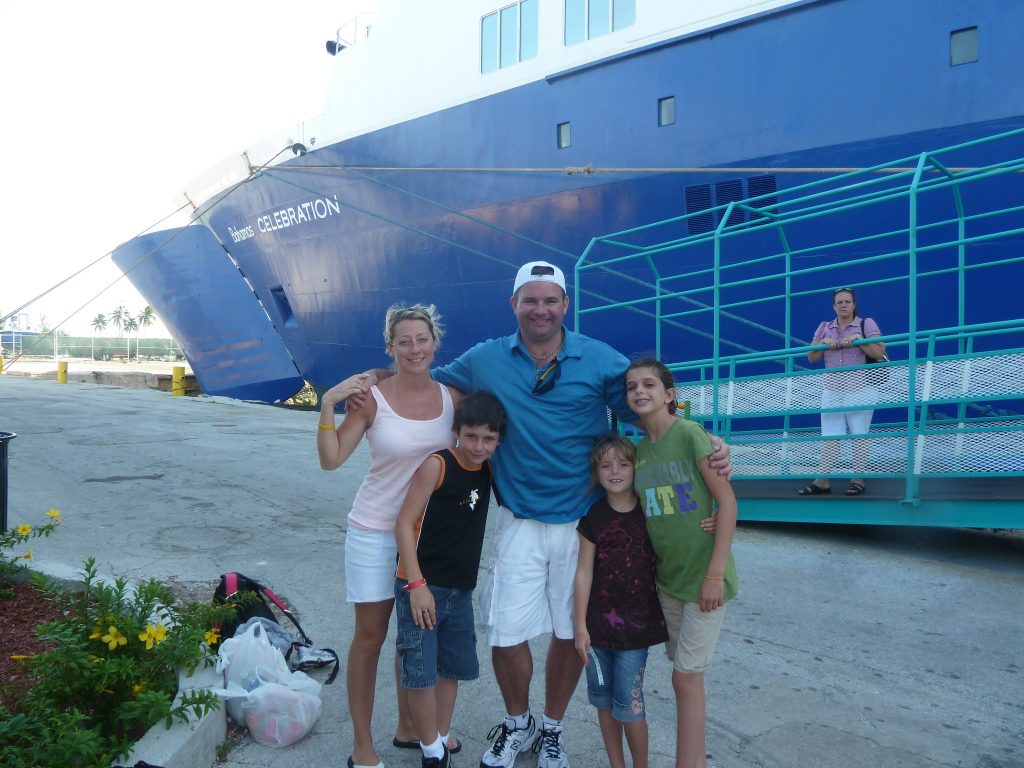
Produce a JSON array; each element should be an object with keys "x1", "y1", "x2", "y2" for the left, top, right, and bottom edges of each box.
[
  {"x1": 846, "y1": 482, "x2": 866, "y2": 496},
  {"x1": 392, "y1": 737, "x2": 461, "y2": 754},
  {"x1": 347, "y1": 757, "x2": 383, "y2": 768},
  {"x1": 797, "y1": 483, "x2": 831, "y2": 495}
]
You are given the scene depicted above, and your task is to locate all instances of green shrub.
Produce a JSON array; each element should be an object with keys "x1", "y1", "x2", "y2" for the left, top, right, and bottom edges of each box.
[
  {"x1": 0, "y1": 508, "x2": 62, "y2": 598},
  {"x1": 0, "y1": 557, "x2": 235, "y2": 768}
]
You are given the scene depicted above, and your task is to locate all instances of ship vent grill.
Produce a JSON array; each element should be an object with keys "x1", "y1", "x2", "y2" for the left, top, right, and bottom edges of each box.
[
  {"x1": 747, "y1": 174, "x2": 778, "y2": 221},
  {"x1": 715, "y1": 179, "x2": 745, "y2": 227},
  {"x1": 685, "y1": 185, "x2": 713, "y2": 234}
]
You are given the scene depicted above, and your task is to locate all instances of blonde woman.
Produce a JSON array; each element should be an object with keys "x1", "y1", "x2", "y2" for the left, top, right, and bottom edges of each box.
[{"x1": 318, "y1": 304, "x2": 461, "y2": 768}]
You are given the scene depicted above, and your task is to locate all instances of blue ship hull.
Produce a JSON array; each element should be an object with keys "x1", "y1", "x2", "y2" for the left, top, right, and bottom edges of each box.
[
  {"x1": 117, "y1": 0, "x2": 1024, "y2": 400},
  {"x1": 111, "y1": 228, "x2": 305, "y2": 402}
]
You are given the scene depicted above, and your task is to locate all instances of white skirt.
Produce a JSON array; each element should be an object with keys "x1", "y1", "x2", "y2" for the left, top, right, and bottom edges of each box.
[{"x1": 344, "y1": 525, "x2": 398, "y2": 603}]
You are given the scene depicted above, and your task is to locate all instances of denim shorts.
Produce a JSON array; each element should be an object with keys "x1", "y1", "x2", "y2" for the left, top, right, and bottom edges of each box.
[
  {"x1": 584, "y1": 646, "x2": 649, "y2": 723},
  {"x1": 394, "y1": 580, "x2": 479, "y2": 689}
]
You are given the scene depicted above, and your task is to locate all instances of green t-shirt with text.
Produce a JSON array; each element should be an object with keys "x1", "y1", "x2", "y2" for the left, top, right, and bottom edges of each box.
[{"x1": 634, "y1": 418, "x2": 739, "y2": 603}]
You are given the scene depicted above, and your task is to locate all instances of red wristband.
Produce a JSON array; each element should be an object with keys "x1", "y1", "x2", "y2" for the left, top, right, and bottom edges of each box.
[{"x1": 403, "y1": 578, "x2": 427, "y2": 592}]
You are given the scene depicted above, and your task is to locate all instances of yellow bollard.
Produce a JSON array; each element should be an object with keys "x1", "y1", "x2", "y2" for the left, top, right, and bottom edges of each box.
[
  {"x1": 172, "y1": 365, "x2": 185, "y2": 397},
  {"x1": 57, "y1": 360, "x2": 68, "y2": 384}
]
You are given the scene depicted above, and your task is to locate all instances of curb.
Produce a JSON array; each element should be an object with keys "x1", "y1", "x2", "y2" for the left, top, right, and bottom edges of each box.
[{"x1": 117, "y1": 664, "x2": 226, "y2": 768}]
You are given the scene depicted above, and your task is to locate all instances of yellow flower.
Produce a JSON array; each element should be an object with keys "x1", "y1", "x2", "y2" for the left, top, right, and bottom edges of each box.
[
  {"x1": 132, "y1": 682, "x2": 147, "y2": 695},
  {"x1": 204, "y1": 627, "x2": 221, "y2": 646},
  {"x1": 100, "y1": 625, "x2": 128, "y2": 651},
  {"x1": 89, "y1": 615, "x2": 116, "y2": 640},
  {"x1": 21, "y1": 549, "x2": 32, "y2": 561},
  {"x1": 16, "y1": 524, "x2": 31, "y2": 536},
  {"x1": 46, "y1": 508, "x2": 62, "y2": 520},
  {"x1": 138, "y1": 623, "x2": 168, "y2": 650}
]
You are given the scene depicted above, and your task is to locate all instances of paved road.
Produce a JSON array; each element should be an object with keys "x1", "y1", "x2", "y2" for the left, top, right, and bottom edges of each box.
[{"x1": 2, "y1": 375, "x2": 1021, "y2": 768}]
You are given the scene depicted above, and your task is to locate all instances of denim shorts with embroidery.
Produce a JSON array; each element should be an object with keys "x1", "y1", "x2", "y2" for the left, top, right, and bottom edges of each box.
[
  {"x1": 395, "y1": 580, "x2": 479, "y2": 689},
  {"x1": 585, "y1": 645, "x2": 649, "y2": 722}
]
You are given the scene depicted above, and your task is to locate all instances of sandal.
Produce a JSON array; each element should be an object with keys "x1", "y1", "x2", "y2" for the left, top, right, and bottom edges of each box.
[
  {"x1": 846, "y1": 481, "x2": 866, "y2": 496},
  {"x1": 797, "y1": 483, "x2": 831, "y2": 495}
]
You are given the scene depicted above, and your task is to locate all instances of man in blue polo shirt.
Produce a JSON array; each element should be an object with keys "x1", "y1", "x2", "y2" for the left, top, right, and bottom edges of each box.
[{"x1": 431, "y1": 261, "x2": 725, "y2": 768}]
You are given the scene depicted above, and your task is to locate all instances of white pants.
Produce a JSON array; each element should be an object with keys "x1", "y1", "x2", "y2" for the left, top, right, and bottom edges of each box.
[{"x1": 820, "y1": 387, "x2": 875, "y2": 436}]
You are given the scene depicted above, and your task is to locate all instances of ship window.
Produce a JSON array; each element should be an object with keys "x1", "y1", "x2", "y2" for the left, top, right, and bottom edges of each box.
[
  {"x1": 685, "y1": 185, "x2": 713, "y2": 234},
  {"x1": 565, "y1": 0, "x2": 636, "y2": 46},
  {"x1": 520, "y1": 0, "x2": 538, "y2": 60},
  {"x1": 557, "y1": 122, "x2": 572, "y2": 149},
  {"x1": 613, "y1": 0, "x2": 636, "y2": 30},
  {"x1": 500, "y1": 6, "x2": 518, "y2": 68},
  {"x1": 658, "y1": 96, "x2": 675, "y2": 126},
  {"x1": 481, "y1": 13, "x2": 499, "y2": 73},
  {"x1": 950, "y1": 27, "x2": 978, "y2": 66},
  {"x1": 589, "y1": 0, "x2": 610, "y2": 39},
  {"x1": 481, "y1": 0, "x2": 538, "y2": 73}
]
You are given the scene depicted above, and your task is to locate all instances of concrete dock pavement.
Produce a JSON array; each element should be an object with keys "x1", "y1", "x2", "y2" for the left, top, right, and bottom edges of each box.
[{"x1": 2, "y1": 375, "x2": 1022, "y2": 768}]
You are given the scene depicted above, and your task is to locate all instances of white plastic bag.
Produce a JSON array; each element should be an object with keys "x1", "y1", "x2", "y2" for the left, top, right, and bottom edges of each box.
[
  {"x1": 215, "y1": 621, "x2": 316, "y2": 727},
  {"x1": 242, "y1": 675, "x2": 323, "y2": 747},
  {"x1": 234, "y1": 616, "x2": 294, "y2": 655}
]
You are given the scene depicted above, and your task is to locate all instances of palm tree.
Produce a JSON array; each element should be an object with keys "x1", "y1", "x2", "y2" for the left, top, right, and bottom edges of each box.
[
  {"x1": 109, "y1": 306, "x2": 127, "y2": 338},
  {"x1": 123, "y1": 316, "x2": 139, "y2": 360},
  {"x1": 138, "y1": 305, "x2": 156, "y2": 330},
  {"x1": 137, "y1": 306, "x2": 156, "y2": 359},
  {"x1": 90, "y1": 314, "x2": 107, "y2": 360}
]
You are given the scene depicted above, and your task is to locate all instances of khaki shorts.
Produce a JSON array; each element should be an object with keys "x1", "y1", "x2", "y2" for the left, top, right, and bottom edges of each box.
[
  {"x1": 658, "y1": 592, "x2": 726, "y2": 674},
  {"x1": 478, "y1": 506, "x2": 579, "y2": 647}
]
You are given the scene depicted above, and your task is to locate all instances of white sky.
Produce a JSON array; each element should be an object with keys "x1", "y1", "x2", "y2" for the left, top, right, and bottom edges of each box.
[{"x1": 0, "y1": 1, "x2": 369, "y2": 337}]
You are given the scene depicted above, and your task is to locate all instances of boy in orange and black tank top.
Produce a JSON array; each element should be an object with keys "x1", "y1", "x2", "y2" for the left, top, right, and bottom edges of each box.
[{"x1": 393, "y1": 391, "x2": 508, "y2": 768}]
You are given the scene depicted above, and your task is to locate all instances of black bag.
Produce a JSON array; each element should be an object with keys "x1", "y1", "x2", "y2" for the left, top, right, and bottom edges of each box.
[
  {"x1": 860, "y1": 318, "x2": 890, "y2": 384},
  {"x1": 213, "y1": 572, "x2": 339, "y2": 683}
]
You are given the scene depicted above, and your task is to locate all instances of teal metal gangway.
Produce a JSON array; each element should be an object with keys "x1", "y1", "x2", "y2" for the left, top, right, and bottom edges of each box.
[{"x1": 575, "y1": 127, "x2": 1024, "y2": 527}]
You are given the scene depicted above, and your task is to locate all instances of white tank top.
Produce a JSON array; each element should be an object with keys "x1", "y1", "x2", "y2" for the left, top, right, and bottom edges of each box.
[{"x1": 347, "y1": 382, "x2": 454, "y2": 531}]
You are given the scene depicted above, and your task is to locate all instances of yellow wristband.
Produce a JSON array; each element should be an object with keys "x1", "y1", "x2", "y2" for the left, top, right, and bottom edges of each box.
[
  {"x1": 318, "y1": 423, "x2": 335, "y2": 431},
  {"x1": 704, "y1": 575, "x2": 724, "y2": 581}
]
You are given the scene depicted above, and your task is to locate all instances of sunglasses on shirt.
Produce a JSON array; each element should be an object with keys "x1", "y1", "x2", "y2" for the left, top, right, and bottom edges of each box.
[{"x1": 532, "y1": 358, "x2": 561, "y2": 395}]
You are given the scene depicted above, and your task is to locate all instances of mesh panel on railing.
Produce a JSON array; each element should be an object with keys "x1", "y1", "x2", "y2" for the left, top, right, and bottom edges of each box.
[
  {"x1": 731, "y1": 421, "x2": 1024, "y2": 477},
  {"x1": 669, "y1": 353, "x2": 1024, "y2": 477},
  {"x1": 678, "y1": 353, "x2": 1024, "y2": 420},
  {"x1": 732, "y1": 426, "x2": 911, "y2": 477}
]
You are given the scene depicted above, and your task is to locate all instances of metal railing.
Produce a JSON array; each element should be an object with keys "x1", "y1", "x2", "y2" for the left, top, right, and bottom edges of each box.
[{"x1": 576, "y1": 126, "x2": 1024, "y2": 512}]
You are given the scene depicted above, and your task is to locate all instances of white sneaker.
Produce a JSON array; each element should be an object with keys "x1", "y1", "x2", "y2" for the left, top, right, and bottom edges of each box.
[
  {"x1": 535, "y1": 727, "x2": 569, "y2": 768},
  {"x1": 480, "y1": 715, "x2": 539, "y2": 768}
]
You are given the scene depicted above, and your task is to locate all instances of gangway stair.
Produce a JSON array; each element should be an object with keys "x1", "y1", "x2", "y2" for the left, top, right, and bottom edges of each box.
[{"x1": 576, "y1": 127, "x2": 1024, "y2": 527}]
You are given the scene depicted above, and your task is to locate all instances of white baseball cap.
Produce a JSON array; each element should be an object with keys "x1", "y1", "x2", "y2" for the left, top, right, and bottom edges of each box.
[{"x1": 512, "y1": 261, "x2": 566, "y2": 295}]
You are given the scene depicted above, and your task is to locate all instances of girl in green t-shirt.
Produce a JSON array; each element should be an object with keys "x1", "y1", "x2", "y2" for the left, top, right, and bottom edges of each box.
[{"x1": 625, "y1": 357, "x2": 739, "y2": 768}]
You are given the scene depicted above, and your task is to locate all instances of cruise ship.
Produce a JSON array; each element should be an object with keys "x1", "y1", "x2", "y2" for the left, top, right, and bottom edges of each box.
[{"x1": 112, "y1": 0, "x2": 1024, "y2": 403}]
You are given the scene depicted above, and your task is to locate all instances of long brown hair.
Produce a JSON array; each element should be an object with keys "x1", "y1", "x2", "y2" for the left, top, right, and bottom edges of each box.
[{"x1": 625, "y1": 357, "x2": 678, "y2": 414}]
